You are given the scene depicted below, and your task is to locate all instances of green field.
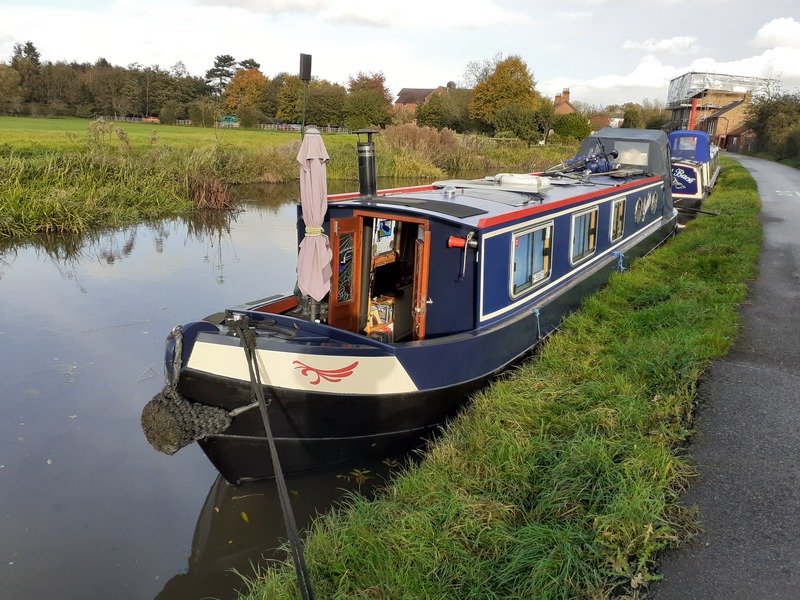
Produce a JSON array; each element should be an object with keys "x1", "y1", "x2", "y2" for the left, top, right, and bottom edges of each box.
[{"x1": 0, "y1": 116, "x2": 358, "y2": 153}]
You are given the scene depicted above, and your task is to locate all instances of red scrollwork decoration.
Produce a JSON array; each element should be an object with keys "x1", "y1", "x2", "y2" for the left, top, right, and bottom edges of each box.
[{"x1": 292, "y1": 360, "x2": 359, "y2": 385}]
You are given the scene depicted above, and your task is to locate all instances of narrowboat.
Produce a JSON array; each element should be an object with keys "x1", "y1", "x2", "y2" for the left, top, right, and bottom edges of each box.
[
  {"x1": 142, "y1": 127, "x2": 678, "y2": 485},
  {"x1": 669, "y1": 129, "x2": 720, "y2": 209}
]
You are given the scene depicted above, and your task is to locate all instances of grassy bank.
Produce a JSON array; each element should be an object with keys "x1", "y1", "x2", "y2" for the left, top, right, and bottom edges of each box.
[
  {"x1": 0, "y1": 117, "x2": 576, "y2": 238},
  {"x1": 240, "y1": 156, "x2": 761, "y2": 599}
]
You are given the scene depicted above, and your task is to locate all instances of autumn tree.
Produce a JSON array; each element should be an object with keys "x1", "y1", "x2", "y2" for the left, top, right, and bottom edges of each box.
[
  {"x1": 347, "y1": 71, "x2": 392, "y2": 105},
  {"x1": 468, "y1": 55, "x2": 543, "y2": 131},
  {"x1": 223, "y1": 67, "x2": 269, "y2": 112},
  {"x1": 346, "y1": 71, "x2": 393, "y2": 128}
]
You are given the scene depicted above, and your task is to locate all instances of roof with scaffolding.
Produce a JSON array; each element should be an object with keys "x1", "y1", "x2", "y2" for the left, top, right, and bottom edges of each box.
[{"x1": 666, "y1": 72, "x2": 773, "y2": 108}]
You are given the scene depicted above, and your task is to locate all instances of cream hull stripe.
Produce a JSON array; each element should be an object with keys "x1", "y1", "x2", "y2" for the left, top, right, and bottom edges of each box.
[{"x1": 187, "y1": 341, "x2": 419, "y2": 394}]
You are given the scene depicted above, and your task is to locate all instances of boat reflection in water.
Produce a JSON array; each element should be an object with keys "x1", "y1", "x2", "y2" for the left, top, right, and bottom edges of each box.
[{"x1": 154, "y1": 452, "x2": 412, "y2": 600}]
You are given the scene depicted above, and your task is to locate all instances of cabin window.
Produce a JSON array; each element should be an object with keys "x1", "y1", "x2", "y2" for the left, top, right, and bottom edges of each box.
[
  {"x1": 610, "y1": 199, "x2": 625, "y2": 242},
  {"x1": 512, "y1": 223, "x2": 552, "y2": 296},
  {"x1": 571, "y1": 208, "x2": 598, "y2": 264},
  {"x1": 337, "y1": 233, "x2": 355, "y2": 303}
]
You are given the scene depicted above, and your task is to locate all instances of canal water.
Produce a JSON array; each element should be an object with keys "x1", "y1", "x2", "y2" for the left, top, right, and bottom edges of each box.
[{"x1": 0, "y1": 182, "x2": 418, "y2": 600}]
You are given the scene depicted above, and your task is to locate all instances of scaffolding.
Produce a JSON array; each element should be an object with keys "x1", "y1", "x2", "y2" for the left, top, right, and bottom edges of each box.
[{"x1": 666, "y1": 72, "x2": 773, "y2": 108}]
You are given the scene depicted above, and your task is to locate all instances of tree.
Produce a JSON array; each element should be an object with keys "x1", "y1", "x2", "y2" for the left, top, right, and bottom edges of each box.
[
  {"x1": 0, "y1": 65, "x2": 23, "y2": 114},
  {"x1": 494, "y1": 105, "x2": 544, "y2": 146},
  {"x1": 261, "y1": 72, "x2": 287, "y2": 119},
  {"x1": 159, "y1": 100, "x2": 182, "y2": 124},
  {"x1": 343, "y1": 89, "x2": 392, "y2": 130},
  {"x1": 468, "y1": 55, "x2": 543, "y2": 130},
  {"x1": 415, "y1": 92, "x2": 446, "y2": 130},
  {"x1": 276, "y1": 75, "x2": 303, "y2": 122},
  {"x1": 306, "y1": 80, "x2": 347, "y2": 127},
  {"x1": 347, "y1": 71, "x2": 392, "y2": 105},
  {"x1": 11, "y1": 40, "x2": 44, "y2": 103},
  {"x1": 462, "y1": 52, "x2": 505, "y2": 88},
  {"x1": 622, "y1": 105, "x2": 644, "y2": 128},
  {"x1": 223, "y1": 67, "x2": 269, "y2": 111},
  {"x1": 239, "y1": 58, "x2": 260, "y2": 70},
  {"x1": 205, "y1": 54, "x2": 236, "y2": 96},
  {"x1": 747, "y1": 91, "x2": 800, "y2": 158},
  {"x1": 553, "y1": 113, "x2": 592, "y2": 140}
]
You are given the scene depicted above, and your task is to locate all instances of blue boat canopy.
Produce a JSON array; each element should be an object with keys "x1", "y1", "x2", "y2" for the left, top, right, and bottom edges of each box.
[{"x1": 669, "y1": 130, "x2": 711, "y2": 163}]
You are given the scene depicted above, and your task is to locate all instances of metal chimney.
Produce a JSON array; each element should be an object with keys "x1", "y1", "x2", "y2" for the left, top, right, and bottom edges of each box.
[{"x1": 355, "y1": 129, "x2": 377, "y2": 197}]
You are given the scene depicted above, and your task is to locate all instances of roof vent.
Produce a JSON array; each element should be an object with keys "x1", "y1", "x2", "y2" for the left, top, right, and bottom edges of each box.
[{"x1": 443, "y1": 185, "x2": 457, "y2": 199}]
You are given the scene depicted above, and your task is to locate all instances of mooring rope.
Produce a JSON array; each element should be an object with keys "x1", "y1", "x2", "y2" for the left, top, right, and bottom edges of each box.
[
  {"x1": 534, "y1": 308, "x2": 541, "y2": 340},
  {"x1": 229, "y1": 314, "x2": 315, "y2": 600},
  {"x1": 611, "y1": 251, "x2": 628, "y2": 272}
]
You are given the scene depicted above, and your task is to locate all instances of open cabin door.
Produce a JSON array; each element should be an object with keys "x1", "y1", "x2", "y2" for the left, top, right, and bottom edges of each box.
[
  {"x1": 327, "y1": 216, "x2": 362, "y2": 331},
  {"x1": 412, "y1": 229, "x2": 431, "y2": 340},
  {"x1": 328, "y1": 213, "x2": 430, "y2": 342}
]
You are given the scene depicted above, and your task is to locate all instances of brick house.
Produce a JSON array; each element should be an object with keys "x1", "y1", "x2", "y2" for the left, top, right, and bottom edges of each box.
[
  {"x1": 553, "y1": 88, "x2": 576, "y2": 115},
  {"x1": 695, "y1": 97, "x2": 754, "y2": 151},
  {"x1": 394, "y1": 87, "x2": 446, "y2": 116}
]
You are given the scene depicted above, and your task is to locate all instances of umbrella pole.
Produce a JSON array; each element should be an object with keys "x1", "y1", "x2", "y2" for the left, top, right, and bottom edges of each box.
[{"x1": 301, "y1": 80, "x2": 308, "y2": 140}]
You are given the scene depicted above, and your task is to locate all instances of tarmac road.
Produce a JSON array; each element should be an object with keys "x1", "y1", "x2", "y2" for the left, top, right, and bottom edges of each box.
[{"x1": 650, "y1": 154, "x2": 800, "y2": 599}]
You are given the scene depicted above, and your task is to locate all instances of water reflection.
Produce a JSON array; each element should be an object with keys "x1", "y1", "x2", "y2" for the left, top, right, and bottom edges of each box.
[
  {"x1": 156, "y1": 456, "x2": 410, "y2": 600},
  {"x1": 0, "y1": 179, "x2": 437, "y2": 600}
]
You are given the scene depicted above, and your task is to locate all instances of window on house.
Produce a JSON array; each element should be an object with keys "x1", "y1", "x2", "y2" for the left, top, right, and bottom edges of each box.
[
  {"x1": 512, "y1": 223, "x2": 552, "y2": 296},
  {"x1": 611, "y1": 199, "x2": 625, "y2": 242},
  {"x1": 572, "y1": 208, "x2": 598, "y2": 264}
]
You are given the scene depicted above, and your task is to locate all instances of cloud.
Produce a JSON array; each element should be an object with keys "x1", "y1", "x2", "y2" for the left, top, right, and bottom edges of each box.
[
  {"x1": 623, "y1": 36, "x2": 699, "y2": 54},
  {"x1": 192, "y1": 0, "x2": 527, "y2": 29},
  {"x1": 753, "y1": 17, "x2": 800, "y2": 49},
  {"x1": 554, "y1": 11, "x2": 592, "y2": 21}
]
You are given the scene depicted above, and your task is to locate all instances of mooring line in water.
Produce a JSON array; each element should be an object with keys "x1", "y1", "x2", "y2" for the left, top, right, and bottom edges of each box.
[
  {"x1": 230, "y1": 314, "x2": 315, "y2": 600},
  {"x1": 78, "y1": 319, "x2": 150, "y2": 334}
]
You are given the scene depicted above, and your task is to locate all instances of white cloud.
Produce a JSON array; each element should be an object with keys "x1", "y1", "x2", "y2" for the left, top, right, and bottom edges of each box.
[
  {"x1": 754, "y1": 17, "x2": 800, "y2": 49},
  {"x1": 192, "y1": 0, "x2": 527, "y2": 29},
  {"x1": 554, "y1": 11, "x2": 592, "y2": 21},
  {"x1": 623, "y1": 36, "x2": 699, "y2": 54}
]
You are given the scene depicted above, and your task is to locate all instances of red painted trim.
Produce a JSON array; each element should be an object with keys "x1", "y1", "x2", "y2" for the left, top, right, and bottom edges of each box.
[
  {"x1": 477, "y1": 177, "x2": 661, "y2": 229},
  {"x1": 327, "y1": 184, "x2": 436, "y2": 202},
  {"x1": 253, "y1": 296, "x2": 299, "y2": 314}
]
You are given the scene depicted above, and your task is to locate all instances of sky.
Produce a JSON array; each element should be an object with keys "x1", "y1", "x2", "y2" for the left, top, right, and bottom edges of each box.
[{"x1": 1, "y1": 0, "x2": 799, "y2": 108}]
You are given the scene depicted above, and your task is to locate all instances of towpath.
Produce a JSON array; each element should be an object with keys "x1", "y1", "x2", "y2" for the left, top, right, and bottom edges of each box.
[{"x1": 650, "y1": 154, "x2": 800, "y2": 599}]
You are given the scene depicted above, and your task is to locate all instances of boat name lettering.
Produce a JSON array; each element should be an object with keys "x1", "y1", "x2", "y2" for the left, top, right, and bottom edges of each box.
[
  {"x1": 292, "y1": 360, "x2": 359, "y2": 385},
  {"x1": 672, "y1": 168, "x2": 696, "y2": 184}
]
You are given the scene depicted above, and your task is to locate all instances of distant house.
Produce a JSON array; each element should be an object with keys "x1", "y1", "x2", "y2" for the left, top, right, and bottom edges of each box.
[
  {"x1": 695, "y1": 98, "x2": 754, "y2": 151},
  {"x1": 553, "y1": 88, "x2": 577, "y2": 115},
  {"x1": 589, "y1": 115, "x2": 610, "y2": 132},
  {"x1": 394, "y1": 87, "x2": 446, "y2": 115}
]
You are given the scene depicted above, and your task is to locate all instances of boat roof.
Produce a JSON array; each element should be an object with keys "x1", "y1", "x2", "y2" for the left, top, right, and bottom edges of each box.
[
  {"x1": 668, "y1": 129, "x2": 712, "y2": 162},
  {"x1": 331, "y1": 172, "x2": 658, "y2": 230}
]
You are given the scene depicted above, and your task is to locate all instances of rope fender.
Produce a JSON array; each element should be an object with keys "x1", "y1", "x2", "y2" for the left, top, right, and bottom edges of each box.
[{"x1": 141, "y1": 386, "x2": 231, "y2": 455}]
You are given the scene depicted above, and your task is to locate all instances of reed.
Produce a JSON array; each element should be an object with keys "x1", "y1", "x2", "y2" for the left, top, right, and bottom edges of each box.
[{"x1": 240, "y1": 157, "x2": 761, "y2": 599}]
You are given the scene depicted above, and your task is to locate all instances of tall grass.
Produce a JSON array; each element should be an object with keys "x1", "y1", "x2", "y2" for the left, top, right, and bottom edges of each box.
[
  {"x1": 240, "y1": 157, "x2": 761, "y2": 599},
  {"x1": 0, "y1": 118, "x2": 578, "y2": 238}
]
